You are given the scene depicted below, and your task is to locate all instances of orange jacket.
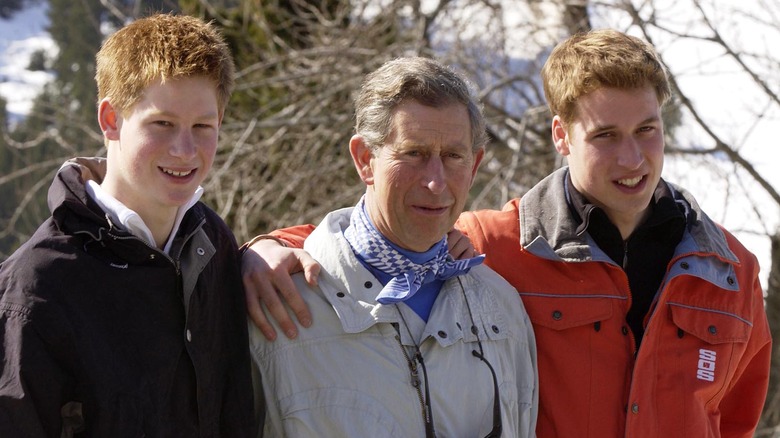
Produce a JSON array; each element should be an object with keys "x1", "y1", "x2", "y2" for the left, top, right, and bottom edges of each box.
[
  {"x1": 270, "y1": 169, "x2": 771, "y2": 437},
  {"x1": 455, "y1": 170, "x2": 771, "y2": 438}
]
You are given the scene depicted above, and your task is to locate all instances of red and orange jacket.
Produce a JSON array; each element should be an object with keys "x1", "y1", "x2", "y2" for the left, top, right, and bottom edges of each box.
[{"x1": 271, "y1": 168, "x2": 771, "y2": 437}]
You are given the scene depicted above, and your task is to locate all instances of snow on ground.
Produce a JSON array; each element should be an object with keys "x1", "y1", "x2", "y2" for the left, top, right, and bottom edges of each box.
[{"x1": 0, "y1": 2, "x2": 56, "y2": 123}]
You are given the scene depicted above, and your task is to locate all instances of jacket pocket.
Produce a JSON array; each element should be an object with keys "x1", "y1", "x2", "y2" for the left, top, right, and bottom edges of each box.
[
  {"x1": 520, "y1": 293, "x2": 615, "y2": 330},
  {"x1": 668, "y1": 302, "x2": 750, "y2": 344},
  {"x1": 646, "y1": 302, "x2": 753, "y2": 434}
]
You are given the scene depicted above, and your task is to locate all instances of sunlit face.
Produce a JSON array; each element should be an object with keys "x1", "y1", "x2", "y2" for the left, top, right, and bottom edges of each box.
[
  {"x1": 351, "y1": 100, "x2": 484, "y2": 252},
  {"x1": 553, "y1": 85, "x2": 665, "y2": 237},
  {"x1": 99, "y1": 76, "x2": 222, "y2": 226}
]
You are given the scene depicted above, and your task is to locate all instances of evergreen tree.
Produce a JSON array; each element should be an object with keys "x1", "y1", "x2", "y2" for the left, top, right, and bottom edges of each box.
[{"x1": 0, "y1": 0, "x2": 110, "y2": 257}]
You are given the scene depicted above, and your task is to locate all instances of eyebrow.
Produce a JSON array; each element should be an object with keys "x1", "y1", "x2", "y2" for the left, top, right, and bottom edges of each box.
[
  {"x1": 151, "y1": 109, "x2": 220, "y2": 121},
  {"x1": 589, "y1": 116, "x2": 661, "y2": 134}
]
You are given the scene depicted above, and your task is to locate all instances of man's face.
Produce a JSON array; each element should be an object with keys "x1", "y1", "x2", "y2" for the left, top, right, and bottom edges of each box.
[
  {"x1": 353, "y1": 100, "x2": 483, "y2": 252},
  {"x1": 100, "y1": 76, "x2": 221, "y2": 224},
  {"x1": 553, "y1": 85, "x2": 665, "y2": 236}
]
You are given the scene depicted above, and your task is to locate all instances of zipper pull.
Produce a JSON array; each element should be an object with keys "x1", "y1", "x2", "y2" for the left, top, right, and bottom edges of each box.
[
  {"x1": 409, "y1": 360, "x2": 421, "y2": 388},
  {"x1": 622, "y1": 240, "x2": 629, "y2": 270}
]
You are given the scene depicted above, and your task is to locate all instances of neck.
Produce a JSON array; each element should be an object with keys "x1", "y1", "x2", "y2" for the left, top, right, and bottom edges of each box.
[{"x1": 142, "y1": 209, "x2": 177, "y2": 249}]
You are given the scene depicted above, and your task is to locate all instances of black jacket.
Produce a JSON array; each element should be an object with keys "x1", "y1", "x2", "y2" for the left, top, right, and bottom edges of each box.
[{"x1": 0, "y1": 158, "x2": 255, "y2": 437}]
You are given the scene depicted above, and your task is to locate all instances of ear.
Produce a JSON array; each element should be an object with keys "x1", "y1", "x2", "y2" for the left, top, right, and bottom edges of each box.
[
  {"x1": 349, "y1": 135, "x2": 375, "y2": 185},
  {"x1": 98, "y1": 98, "x2": 121, "y2": 141},
  {"x1": 469, "y1": 147, "x2": 485, "y2": 186},
  {"x1": 551, "y1": 115, "x2": 570, "y2": 156}
]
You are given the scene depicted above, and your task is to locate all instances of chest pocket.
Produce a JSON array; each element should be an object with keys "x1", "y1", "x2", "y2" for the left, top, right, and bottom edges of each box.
[
  {"x1": 520, "y1": 294, "x2": 615, "y2": 330},
  {"x1": 668, "y1": 302, "x2": 750, "y2": 344}
]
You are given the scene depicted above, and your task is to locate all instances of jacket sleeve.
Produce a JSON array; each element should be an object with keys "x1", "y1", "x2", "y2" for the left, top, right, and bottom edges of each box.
[
  {"x1": 717, "y1": 273, "x2": 772, "y2": 437},
  {"x1": 455, "y1": 212, "x2": 489, "y2": 254},
  {"x1": 0, "y1": 305, "x2": 71, "y2": 437},
  {"x1": 239, "y1": 225, "x2": 314, "y2": 253},
  {"x1": 268, "y1": 224, "x2": 315, "y2": 249}
]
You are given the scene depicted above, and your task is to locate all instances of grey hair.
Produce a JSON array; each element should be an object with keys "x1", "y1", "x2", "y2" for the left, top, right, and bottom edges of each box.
[{"x1": 354, "y1": 57, "x2": 488, "y2": 152}]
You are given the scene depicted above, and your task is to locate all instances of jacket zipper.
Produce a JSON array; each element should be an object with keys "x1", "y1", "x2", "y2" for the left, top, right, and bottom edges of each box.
[{"x1": 396, "y1": 334, "x2": 427, "y2": 427}]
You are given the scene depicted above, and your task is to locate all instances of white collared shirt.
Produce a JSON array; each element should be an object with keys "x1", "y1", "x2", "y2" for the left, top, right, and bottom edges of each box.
[{"x1": 85, "y1": 180, "x2": 203, "y2": 254}]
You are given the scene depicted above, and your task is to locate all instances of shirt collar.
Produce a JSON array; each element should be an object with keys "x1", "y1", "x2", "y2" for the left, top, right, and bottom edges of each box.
[{"x1": 85, "y1": 180, "x2": 203, "y2": 254}]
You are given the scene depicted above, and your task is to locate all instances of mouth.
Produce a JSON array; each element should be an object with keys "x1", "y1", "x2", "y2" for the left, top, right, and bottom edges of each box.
[
  {"x1": 616, "y1": 175, "x2": 644, "y2": 188},
  {"x1": 413, "y1": 205, "x2": 449, "y2": 215},
  {"x1": 160, "y1": 167, "x2": 195, "y2": 178}
]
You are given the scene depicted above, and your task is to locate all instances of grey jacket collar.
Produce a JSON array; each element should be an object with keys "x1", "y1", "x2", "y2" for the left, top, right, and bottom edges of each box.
[{"x1": 519, "y1": 167, "x2": 738, "y2": 264}]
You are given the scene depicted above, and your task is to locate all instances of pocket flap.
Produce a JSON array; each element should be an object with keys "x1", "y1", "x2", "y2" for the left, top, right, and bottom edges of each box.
[
  {"x1": 521, "y1": 294, "x2": 614, "y2": 331},
  {"x1": 668, "y1": 303, "x2": 750, "y2": 344}
]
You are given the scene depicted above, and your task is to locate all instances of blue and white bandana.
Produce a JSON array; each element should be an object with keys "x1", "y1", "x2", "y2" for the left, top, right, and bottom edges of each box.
[{"x1": 344, "y1": 196, "x2": 485, "y2": 304}]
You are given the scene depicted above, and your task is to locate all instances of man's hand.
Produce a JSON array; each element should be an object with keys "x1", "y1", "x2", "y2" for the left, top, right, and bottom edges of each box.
[
  {"x1": 241, "y1": 238, "x2": 319, "y2": 341},
  {"x1": 446, "y1": 228, "x2": 477, "y2": 259}
]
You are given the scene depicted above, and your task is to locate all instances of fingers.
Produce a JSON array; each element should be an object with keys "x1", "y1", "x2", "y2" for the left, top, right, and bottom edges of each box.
[
  {"x1": 240, "y1": 238, "x2": 319, "y2": 340},
  {"x1": 299, "y1": 251, "x2": 320, "y2": 288},
  {"x1": 241, "y1": 249, "x2": 287, "y2": 340},
  {"x1": 258, "y1": 277, "x2": 300, "y2": 340},
  {"x1": 243, "y1": 272, "x2": 279, "y2": 341},
  {"x1": 267, "y1": 261, "x2": 312, "y2": 331},
  {"x1": 446, "y1": 229, "x2": 477, "y2": 259}
]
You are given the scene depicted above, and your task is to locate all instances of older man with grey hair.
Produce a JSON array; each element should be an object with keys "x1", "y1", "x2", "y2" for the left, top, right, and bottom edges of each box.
[{"x1": 248, "y1": 57, "x2": 538, "y2": 438}]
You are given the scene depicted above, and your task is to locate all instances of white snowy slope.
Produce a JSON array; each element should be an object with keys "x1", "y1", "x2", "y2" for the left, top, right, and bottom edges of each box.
[{"x1": 0, "y1": 2, "x2": 56, "y2": 123}]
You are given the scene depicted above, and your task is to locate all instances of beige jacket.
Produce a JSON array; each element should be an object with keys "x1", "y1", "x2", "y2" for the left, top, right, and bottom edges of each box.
[{"x1": 249, "y1": 207, "x2": 538, "y2": 438}]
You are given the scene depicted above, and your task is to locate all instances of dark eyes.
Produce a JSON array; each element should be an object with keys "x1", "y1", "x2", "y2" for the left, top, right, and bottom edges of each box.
[
  {"x1": 403, "y1": 150, "x2": 464, "y2": 160},
  {"x1": 594, "y1": 126, "x2": 656, "y2": 139},
  {"x1": 152, "y1": 121, "x2": 213, "y2": 129}
]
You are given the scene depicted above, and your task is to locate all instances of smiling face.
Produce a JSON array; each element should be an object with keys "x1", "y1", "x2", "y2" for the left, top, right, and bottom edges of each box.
[
  {"x1": 553, "y1": 85, "x2": 665, "y2": 238},
  {"x1": 351, "y1": 100, "x2": 484, "y2": 252},
  {"x1": 99, "y1": 76, "x2": 221, "y2": 228}
]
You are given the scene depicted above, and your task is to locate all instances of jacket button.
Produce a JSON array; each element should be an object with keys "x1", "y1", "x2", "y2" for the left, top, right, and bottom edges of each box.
[
  {"x1": 438, "y1": 330, "x2": 448, "y2": 339},
  {"x1": 622, "y1": 327, "x2": 629, "y2": 336},
  {"x1": 552, "y1": 310, "x2": 562, "y2": 320},
  {"x1": 492, "y1": 325, "x2": 500, "y2": 334},
  {"x1": 631, "y1": 403, "x2": 639, "y2": 414},
  {"x1": 336, "y1": 292, "x2": 345, "y2": 298},
  {"x1": 708, "y1": 325, "x2": 717, "y2": 335},
  {"x1": 196, "y1": 247, "x2": 205, "y2": 256},
  {"x1": 186, "y1": 329, "x2": 192, "y2": 342},
  {"x1": 727, "y1": 276, "x2": 735, "y2": 285},
  {"x1": 680, "y1": 261, "x2": 689, "y2": 269},
  {"x1": 364, "y1": 281, "x2": 373, "y2": 288}
]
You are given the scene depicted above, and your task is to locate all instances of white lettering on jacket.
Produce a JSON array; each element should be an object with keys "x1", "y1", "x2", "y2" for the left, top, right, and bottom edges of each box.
[{"x1": 697, "y1": 349, "x2": 716, "y2": 382}]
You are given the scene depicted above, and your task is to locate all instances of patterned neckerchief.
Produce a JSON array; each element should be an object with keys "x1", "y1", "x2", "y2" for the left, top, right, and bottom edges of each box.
[{"x1": 344, "y1": 196, "x2": 485, "y2": 304}]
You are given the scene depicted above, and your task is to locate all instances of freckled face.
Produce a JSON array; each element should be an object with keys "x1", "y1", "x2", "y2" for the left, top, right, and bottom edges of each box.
[
  {"x1": 100, "y1": 76, "x2": 221, "y2": 224},
  {"x1": 553, "y1": 85, "x2": 665, "y2": 235},
  {"x1": 355, "y1": 100, "x2": 483, "y2": 252}
]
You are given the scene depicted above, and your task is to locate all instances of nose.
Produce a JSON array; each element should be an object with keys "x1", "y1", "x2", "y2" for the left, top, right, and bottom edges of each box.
[
  {"x1": 170, "y1": 129, "x2": 197, "y2": 159},
  {"x1": 423, "y1": 156, "x2": 446, "y2": 194},
  {"x1": 617, "y1": 137, "x2": 644, "y2": 169}
]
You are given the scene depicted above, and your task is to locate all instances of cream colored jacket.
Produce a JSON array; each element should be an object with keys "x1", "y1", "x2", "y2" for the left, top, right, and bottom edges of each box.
[{"x1": 249, "y1": 207, "x2": 538, "y2": 438}]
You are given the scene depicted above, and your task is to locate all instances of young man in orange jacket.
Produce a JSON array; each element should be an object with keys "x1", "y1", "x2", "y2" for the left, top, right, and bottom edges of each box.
[{"x1": 241, "y1": 29, "x2": 771, "y2": 437}]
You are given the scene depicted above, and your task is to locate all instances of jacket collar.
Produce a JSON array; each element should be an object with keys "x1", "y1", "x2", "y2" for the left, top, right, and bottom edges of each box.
[
  {"x1": 519, "y1": 167, "x2": 738, "y2": 264},
  {"x1": 304, "y1": 207, "x2": 510, "y2": 347},
  {"x1": 47, "y1": 157, "x2": 206, "y2": 263}
]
